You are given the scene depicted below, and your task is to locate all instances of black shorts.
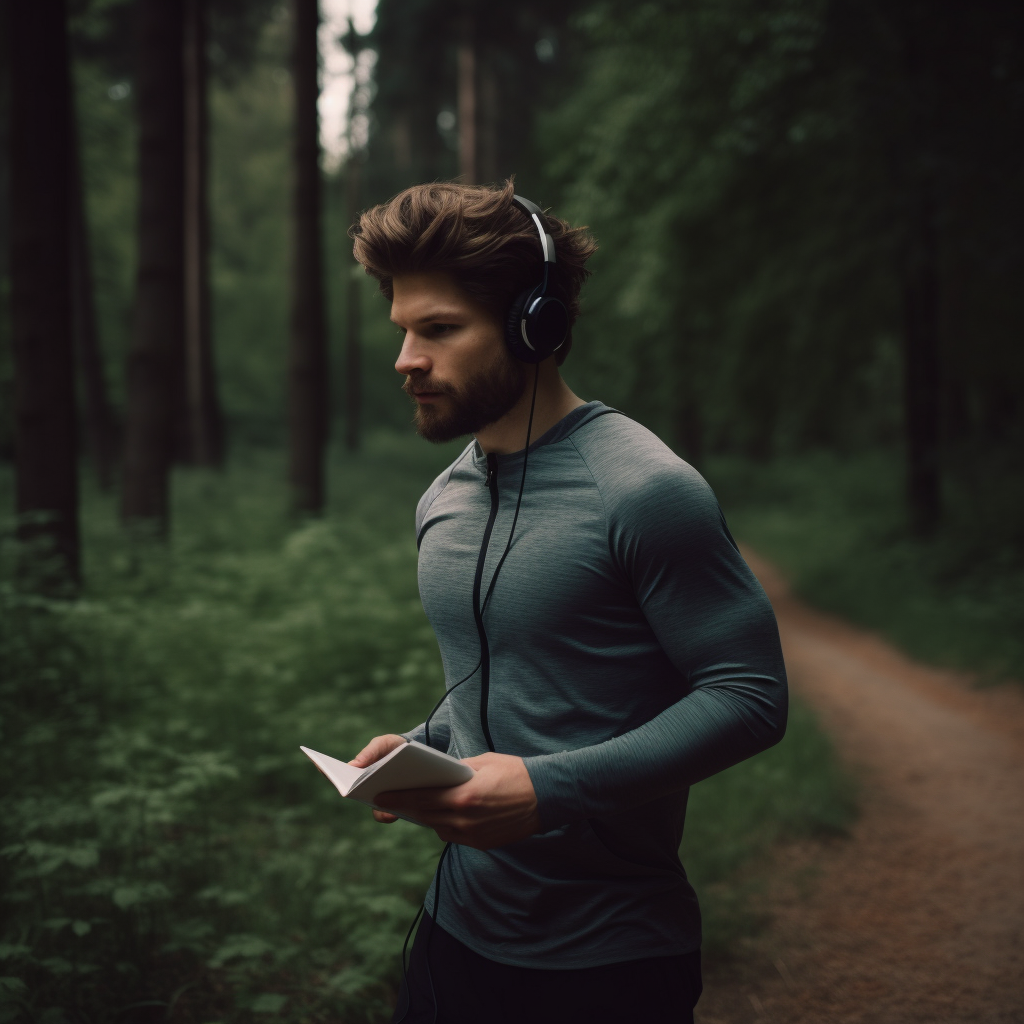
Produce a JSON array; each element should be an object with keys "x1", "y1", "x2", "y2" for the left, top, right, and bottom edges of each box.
[{"x1": 392, "y1": 912, "x2": 703, "y2": 1024}]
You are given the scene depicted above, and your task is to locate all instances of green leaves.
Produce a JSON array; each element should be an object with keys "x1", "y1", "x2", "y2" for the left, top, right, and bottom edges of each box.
[
  {"x1": 111, "y1": 883, "x2": 171, "y2": 910},
  {"x1": 0, "y1": 443, "x2": 456, "y2": 1021},
  {"x1": 207, "y1": 934, "x2": 275, "y2": 969}
]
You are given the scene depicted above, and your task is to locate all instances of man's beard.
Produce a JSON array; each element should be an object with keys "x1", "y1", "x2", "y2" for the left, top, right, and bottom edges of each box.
[{"x1": 403, "y1": 350, "x2": 528, "y2": 444}]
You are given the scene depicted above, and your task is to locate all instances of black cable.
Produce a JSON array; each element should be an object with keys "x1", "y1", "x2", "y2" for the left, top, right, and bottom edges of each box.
[
  {"x1": 394, "y1": 842, "x2": 451, "y2": 1024},
  {"x1": 426, "y1": 842, "x2": 452, "y2": 1024},
  {"x1": 476, "y1": 365, "x2": 540, "y2": 751},
  {"x1": 480, "y1": 367, "x2": 539, "y2": 618},
  {"x1": 423, "y1": 660, "x2": 479, "y2": 751},
  {"x1": 424, "y1": 364, "x2": 539, "y2": 751},
  {"x1": 396, "y1": 365, "x2": 541, "y2": 1024}
]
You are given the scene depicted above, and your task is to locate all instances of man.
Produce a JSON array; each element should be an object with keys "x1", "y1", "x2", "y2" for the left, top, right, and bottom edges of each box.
[{"x1": 348, "y1": 181, "x2": 788, "y2": 1024}]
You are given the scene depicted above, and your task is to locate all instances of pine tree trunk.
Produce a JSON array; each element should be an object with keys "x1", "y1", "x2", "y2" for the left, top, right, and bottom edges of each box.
[
  {"x1": 182, "y1": 0, "x2": 223, "y2": 468},
  {"x1": 457, "y1": 16, "x2": 477, "y2": 185},
  {"x1": 10, "y1": 0, "x2": 80, "y2": 587},
  {"x1": 121, "y1": 0, "x2": 185, "y2": 529},
  {"x1": 478, "y1": 52, "x2": 498, "y2": 184},
  {"x1": 288, "y1": 0, "x2": 329, "y2": 513},
  {"x1": 70, "y1": 102, "x2": 117, "y2": 492},
  {"x1": 345, "y1": 160, "x2": 362, "y2": 453},
  {"x1": 902, "y1": 192, "x2": 942, "y2": 536}
]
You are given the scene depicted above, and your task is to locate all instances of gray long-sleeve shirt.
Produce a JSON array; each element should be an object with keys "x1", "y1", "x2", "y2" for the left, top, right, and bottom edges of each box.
[{"x1": 406, "y1": 402, "x2": 787, "y2": 969}]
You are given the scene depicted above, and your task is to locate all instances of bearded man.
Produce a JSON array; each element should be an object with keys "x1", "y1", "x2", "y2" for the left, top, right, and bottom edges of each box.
[{"x1": 347, "y1": 181, "x2": 788, "y2": 1024}]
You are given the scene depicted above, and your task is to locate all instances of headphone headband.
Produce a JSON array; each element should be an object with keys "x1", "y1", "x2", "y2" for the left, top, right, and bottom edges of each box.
[
  {"x1": 504, "y1": 194, "x2": 569, "y2": 364},
  {"x1": 512, "y1": 194, "x2": 557, "y2": 266}
]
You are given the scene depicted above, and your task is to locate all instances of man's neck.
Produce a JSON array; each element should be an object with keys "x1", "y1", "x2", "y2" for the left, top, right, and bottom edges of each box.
[{"x1": 474, "y1": 362, "x2": 586, "y2": 455}]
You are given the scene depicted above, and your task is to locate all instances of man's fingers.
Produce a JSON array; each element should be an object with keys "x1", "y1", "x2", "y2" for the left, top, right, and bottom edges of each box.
[
  {"x1": 349, "y1": 733, "x2": 406, "y2": 768},
  {"x1": 372, "y1": 809, "x2": 399, "y2": 824},
  {"x1": 374, "y1": 785, "x2": 462, "y2": 812}
]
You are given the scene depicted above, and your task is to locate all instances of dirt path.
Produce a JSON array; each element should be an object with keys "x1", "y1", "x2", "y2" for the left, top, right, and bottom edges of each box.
[{"x1": 696, "y1": 550, "x2": 1024, "y2": 1024}]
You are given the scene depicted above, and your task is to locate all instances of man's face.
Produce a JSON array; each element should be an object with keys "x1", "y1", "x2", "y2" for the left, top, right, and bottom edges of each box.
[{"x1": 392, "y1": 271, "x2": 527, "y2": 443}]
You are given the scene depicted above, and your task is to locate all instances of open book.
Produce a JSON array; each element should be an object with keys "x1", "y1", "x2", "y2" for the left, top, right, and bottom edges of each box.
[{"x1": 300, "y1": 740, "x2": 474, "y2": 825}]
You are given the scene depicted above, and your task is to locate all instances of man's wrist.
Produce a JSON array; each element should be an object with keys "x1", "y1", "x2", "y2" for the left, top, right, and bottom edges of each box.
[{"x1": 522, "y1": 752, "x2": 586, "y2": 833}]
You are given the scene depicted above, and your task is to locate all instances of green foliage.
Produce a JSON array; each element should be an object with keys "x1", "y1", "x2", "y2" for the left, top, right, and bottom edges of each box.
[
  {"x1": 710, "y1": 449, "x2": 1024, "y2": 682},
  {"x1": 66, "y1": 5, "x2": 376, "y2": 448},
  {"x1": 0, "y1": 437, "x2": 460, "y2": 1023},
  {"x1": 0, "y1": 437, "x2": 854, "y2": 1020},
  {"x1": 548, "y1": 0, "x2": 899, "y2": 455},
  {"x1": 207, "y1": 13, "x2": 292, "y2": 442},
  {"x1": 546, "y1": 0, "x2": 1024, "y2": 484},
  {"x1": 683, "y1": 699, "x2": 855, "y2": 951}
]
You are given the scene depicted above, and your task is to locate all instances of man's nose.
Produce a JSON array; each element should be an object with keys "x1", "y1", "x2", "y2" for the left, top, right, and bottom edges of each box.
[{"x1": 395, "y1": 333, "x2": 431, "y2": 376}]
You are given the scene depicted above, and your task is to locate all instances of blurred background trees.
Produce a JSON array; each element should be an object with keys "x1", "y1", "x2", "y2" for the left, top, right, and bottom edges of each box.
[
  {"x1": 3, "y1": 0, "x2": 1018, "y2": 549},
  {"x1": 541, "y1": 0, "x2": 1023, "y2": 540},
  {"x1": 0, "y1": 0, "x2": 1022, "y2": 1017}
]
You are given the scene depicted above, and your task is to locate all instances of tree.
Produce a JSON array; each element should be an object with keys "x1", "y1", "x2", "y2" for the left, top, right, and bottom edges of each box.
[
  {"x1": 288, "y1": 0, "x2": 329, "y2": 514},
  {"x1": 457, "y1": 11, "x2": 477, "y2": 183},
  {"x1": 69, "y1": 103, "x2": 117, "y2": 492},
  {"x1": 363, "y1": 0, "x2": 584, "y2": 201},
  {"x1": 120, "y1": 0, "x2": 185, "y2": 529},
  {"x1": 183, "y1": 0, "x2": 224, "y2": 467},
  {"x1": 545, "y1": 0, "x2": 1024, "y2": 534},
  {"x1": 10, "y1": 0, "x2": 80, "y2": 586},
  {"x1": 344, "y1": 158, "x2": 363, "y2": 452}
]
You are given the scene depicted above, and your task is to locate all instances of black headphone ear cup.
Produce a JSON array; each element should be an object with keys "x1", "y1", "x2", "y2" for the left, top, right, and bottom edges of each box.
[
  {"x1": 528, "y1": 296, "x2": 569, "y2": 361},
  {"x1": 505, "y1": 288, "x2": 569, "y2": 364},
  {"x1": 505, "y1": 287, "x2": 541, "y2": 363}
]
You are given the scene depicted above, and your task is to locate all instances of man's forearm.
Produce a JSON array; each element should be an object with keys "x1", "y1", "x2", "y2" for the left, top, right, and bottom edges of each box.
[{"x1": 523, "y1": 670, "x2": 787, "y2": 832}]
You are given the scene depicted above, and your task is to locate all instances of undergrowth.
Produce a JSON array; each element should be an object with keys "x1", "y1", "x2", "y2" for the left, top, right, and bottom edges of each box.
[
  {"x1": 1, "y1": 434, "x2": 852, "y2": 1022},
  {"x1": 709, "y1": 448, "x2": 1024, "y2": 684}
]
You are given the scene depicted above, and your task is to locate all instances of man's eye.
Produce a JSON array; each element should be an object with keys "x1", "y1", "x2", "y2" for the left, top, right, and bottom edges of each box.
[{"x1": 429, "y1": 323, "x2": 459, "y2": 336}]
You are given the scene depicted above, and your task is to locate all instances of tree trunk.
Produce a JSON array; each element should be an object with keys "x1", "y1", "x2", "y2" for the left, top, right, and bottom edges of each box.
[
  {"x1": 457, "y1": 16, "x2": 477, "y2": 184},
  {"x1": 902, "y1": 192, "x2": 942, "y2": 536},
  {"x1": 183, "y1": 0, "x2": 224, "y2": 467},
  {"x1": 121, "y1": 0, "x2": 185, "y2": 529},
  {"x1": 345, "y1": 160, "x2": 362, "y2": 453},
  {"x1": 288, "y1": 0, "x2": 329, "y2": 514},
  {"x1": 10, "y1": 0, "x2": 80, "y2": 587},
  {"x1": 478, "y1": 51, "x2": 498, "y2": 184},
  {"x1": 69, "y1": 100, "x2": 117, "y2": 492}
]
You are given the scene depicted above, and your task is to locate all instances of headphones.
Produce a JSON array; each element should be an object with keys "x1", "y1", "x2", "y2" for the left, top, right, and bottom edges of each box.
[{"x1": 504, "y1": 195, "x2": 570, "y2": 364}]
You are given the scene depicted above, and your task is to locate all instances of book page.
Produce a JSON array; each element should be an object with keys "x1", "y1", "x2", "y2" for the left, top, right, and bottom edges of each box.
[
  {"x1": 299, "y1": 746, "x2": 364, "y2": 797},
  {"x1": 348, "y1": 740, "x2": 474, "y2": 803}
]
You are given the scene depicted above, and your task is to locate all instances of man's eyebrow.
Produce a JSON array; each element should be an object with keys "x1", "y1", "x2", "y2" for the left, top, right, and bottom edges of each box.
[{"x1": 390, "y1": 308, "x2": 464, "y2": 325}]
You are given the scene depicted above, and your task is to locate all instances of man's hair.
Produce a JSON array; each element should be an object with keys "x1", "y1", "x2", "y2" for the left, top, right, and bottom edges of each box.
[{"x1": 349, "y1": 179, "x2": 598, "y2": 365}]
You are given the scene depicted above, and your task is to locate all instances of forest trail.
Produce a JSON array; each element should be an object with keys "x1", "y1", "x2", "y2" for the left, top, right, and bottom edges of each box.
[{"x1": 697, "y1": 550, "x2": 1024, "y2": 1024}]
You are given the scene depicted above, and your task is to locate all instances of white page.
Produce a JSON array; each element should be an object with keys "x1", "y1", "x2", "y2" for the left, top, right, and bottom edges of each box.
[
  {"x1": 300, "y1": 741, "x2": 474, "y2": 826},
  {"x1": 348, "y1": 740, "x2": 474, "y2": 802},
  {"x1": 299, "y1": 746, "x2": 364, "y2": 797}
]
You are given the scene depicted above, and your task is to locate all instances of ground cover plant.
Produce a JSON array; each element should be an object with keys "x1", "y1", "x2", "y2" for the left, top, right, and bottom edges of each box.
[
  {"x1": 1, "y1": 435, "x2": 852, "y2": 1023},
  {"x1": 710, "y1": 449, "x2": 1024, "y2": 685}
]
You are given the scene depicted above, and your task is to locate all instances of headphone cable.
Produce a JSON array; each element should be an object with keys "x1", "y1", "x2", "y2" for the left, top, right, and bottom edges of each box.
[{"x1": 396, "y1": 364, "x2": 541, "y2": 1023}]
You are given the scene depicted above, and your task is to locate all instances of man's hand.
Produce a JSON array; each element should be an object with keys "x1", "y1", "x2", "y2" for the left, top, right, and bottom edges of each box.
[
  {"x1": 374, "y1": 752, "x2": 541, "y2": 850},
  {"x1": 349, "y1": 734, "x2": 407, "y2": 824}
]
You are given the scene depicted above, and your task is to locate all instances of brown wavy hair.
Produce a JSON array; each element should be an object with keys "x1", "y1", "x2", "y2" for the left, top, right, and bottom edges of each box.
[{"x1": 349, "y1": 179, "x2": 597, "y2": 365}]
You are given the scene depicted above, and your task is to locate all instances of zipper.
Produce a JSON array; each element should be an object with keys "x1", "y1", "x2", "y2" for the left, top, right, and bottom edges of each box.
[{"x1": 471, "y1": 452, "x2": 500, "y2": 751}]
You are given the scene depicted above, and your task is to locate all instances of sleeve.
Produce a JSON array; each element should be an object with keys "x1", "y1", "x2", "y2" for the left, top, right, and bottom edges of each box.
[
  {"x1": 401, "y1": 704, "x2": 451, "y2": 752},
  {"x1": 523, "y1": 462, "x2": 788, "y2": 831}
]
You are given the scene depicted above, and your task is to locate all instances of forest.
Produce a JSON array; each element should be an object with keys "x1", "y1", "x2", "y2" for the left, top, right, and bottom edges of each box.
[{"x1": 1, "y1": 0, "x2": 1021, "y2": 1021}]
